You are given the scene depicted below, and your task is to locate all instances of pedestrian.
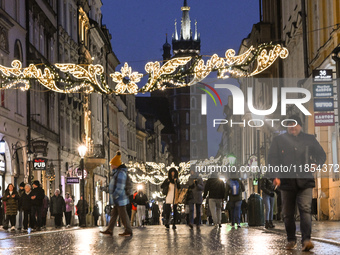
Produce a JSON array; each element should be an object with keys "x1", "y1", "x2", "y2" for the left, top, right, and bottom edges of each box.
[
  {"x1": 76, "y1": 195, "x2": 88, "y2": 227},
  {"x1": 134, "y1": 189, "x2": 148, "y2": 227},
  {"x1": 260, "y1": 177, "x2": 276, "y2": 229},
  {"x1": 187, "y1": 169, "x2": 204, "y2": 229},
  {"x1": 241, "y1": 199, "x2": 248, "y2": 223},
  {"x1": 268, "y1": 115, "x2": 326, "y2": 251},
  {"x1": 203, "y1": 172, "x2": 225, "y2": 228},
  {"x1": 160, "y1": 167, "x2": 181, "y2": 230},
  {"x1": 130, "y1": 191, "x2": 138, "y2": 226},
  {"x1": 17, "y1": 182, "x2": 25, "y2": 230},
  {"x1": 50, "y1": 189, "x2": 66, "y2": 228},
  {"x1": 93, "y1": 203, "x2": 100, "y2": 226},
  {"x1": 151, "y1": 202, "x2": 160, "y2": 225},
  {"x1": 100, "y1": 151, "x2": 133, "y2": 236},
  {"x1": 2, "y1": 183, "x2": 19, "y2": 231},
  {"x1": 225, "y1": 173, "x2": 245, "y2": 229},
  {"x1": 20, "y1": 184, "x2": 33, "y2": 231},
  {"x1": 30, "y1": 180, "x2": 45, "y2": 231},
  {"x1": 41, "y1": 195, "x2": 49, "y2": 229},
  {"x1": 64, "y1": 192, "x2": 73, "y2": 227},
  {"x1": 104, "y1": 203, "x2": 111, "y2": 226}
]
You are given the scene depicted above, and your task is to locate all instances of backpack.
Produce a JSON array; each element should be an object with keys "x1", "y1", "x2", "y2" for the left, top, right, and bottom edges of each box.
[
  {"x1": 230, "y1": 179, "x2": 240, "y2": 196},
  {"x1": 115, "y1": 169, "x2": 133, "y2": 197}
]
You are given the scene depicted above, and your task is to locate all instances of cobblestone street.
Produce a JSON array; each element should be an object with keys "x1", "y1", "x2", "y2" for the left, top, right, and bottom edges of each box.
[{"x1": 0, "y1": 224, "x2": 339, "y2": 255}]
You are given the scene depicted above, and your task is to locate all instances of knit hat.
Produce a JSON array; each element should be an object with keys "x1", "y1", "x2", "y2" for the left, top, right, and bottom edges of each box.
[
  {"x1": 19, "y1": 182, "x2": 25, "y2": 188},
  {"x1": 32, "y1": 180, "x2": 40, "y2": 187},
  {"x1": 110, "y1": 151, "x2": 122, "y2": 167},
  {"x1": 287, "y1": 115, "x2": 303, "y2": 127}
]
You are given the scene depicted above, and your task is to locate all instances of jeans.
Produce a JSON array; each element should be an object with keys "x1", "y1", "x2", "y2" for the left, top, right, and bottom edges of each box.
[
  {"x1": 230, "y1": 200, "x2": 242, "y2": 225},
  {"x1": 107, "y1": 205, "x2": 132, "y2": 234},
  {"x1": 189, "y1": 203, "x2": 201, "y2": 225},
  {"x1": 263, "y1": 193, "x2": 275, "y2": 221},
  {"x1": 31, "y1": 205, "x2": 42, "y2": 229},
  {"x1": 106, "y1": 214, "x2": 111, "y2": 226},
  {"x1": 137, "y1": 205, "x2": 146, "y2": 226},
  {"x1": 281, "y1": 188, "x2": 313, "y2": 243},
  {"x1": 209, "y1": 199, "x2": 222, "y2": 225},
  {"x1": 163, "y1": 204, "x2": 178, "y2": 226}
]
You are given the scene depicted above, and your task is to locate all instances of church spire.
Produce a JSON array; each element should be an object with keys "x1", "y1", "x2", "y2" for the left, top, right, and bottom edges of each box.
[
  {"x1": 194, "y1": 20, "x2": 198, "y2": 40},
  {"x1": 181, "y1": 0, "x2": 191, "y2": 40},
  {"x1": 173, "y1": 19, "x2": 179, "y2": 40}
]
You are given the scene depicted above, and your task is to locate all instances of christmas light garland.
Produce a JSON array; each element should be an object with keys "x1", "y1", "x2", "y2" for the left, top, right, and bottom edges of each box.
[{"x1": 0, "y1": 43, "x2": 288, "y2": 94}]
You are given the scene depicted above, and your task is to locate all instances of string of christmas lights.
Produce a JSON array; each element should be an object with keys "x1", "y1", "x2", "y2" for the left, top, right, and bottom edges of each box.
[{"x1": 0, "y1": 43, "x2": 288, "y2": 94}]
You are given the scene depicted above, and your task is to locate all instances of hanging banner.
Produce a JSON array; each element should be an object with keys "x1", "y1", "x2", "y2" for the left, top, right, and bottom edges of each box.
[
  {"x1": 313, "y1": 84, "x2": 333, "y2": 97},
  {"x1": 313, "y1": 69, "x2": 333, "y2": 82},
  {"x1": 32, "y1": 140, "x2": 49, "y2": 156},
  {"x1": 314, "y1": 98, "x2": 334, "y2": 112}
]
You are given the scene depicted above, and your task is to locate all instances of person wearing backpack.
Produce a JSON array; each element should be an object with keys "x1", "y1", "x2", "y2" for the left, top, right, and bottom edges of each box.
[
  {"x1": 100, "y1": 151, "x2": 132, "y2": 237},
  {"x1": 225, "y1": 173, "x2": 245, "y2": 228}
]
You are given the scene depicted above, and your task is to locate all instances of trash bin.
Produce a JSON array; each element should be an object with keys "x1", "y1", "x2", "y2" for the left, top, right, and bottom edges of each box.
[{"x1": 248, "y1": 193, "x2": 264, "y2": 226}]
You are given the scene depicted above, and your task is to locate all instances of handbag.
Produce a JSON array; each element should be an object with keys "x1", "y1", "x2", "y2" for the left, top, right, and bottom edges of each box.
[{"x1": 175, "y1": 188, "x2": 193, "y2": 204}]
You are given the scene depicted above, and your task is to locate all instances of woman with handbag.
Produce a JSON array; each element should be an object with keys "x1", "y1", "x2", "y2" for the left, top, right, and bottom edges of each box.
[{"x1": 161, "y1": 168, "x2": 180, "y2": 229}]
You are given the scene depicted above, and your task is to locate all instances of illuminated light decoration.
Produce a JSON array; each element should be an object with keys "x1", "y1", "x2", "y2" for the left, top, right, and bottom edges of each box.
[
  {"x1": 249, "y1": 44, "x2": 289, "y2": 76},
  {"x1": 110, "y1": 62, "x2": 143, "y2": 94},
  {"x1": 143, "y1": 56, "x2": 192, "y2": 92},
  {"x1": 0, "y1": 43, "x2": 288, "y2": 94},
  {"x1": 55, "y1": 64, "x2": 108, "y2": 93}
]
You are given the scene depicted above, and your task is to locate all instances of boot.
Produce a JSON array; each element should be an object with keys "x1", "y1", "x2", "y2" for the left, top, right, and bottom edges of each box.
[
  {"x1": 269, "y1": 220, "x2": 275, "y2": 228},
  {"x1": 265, "y1": 220, "x2": 270, "y2": 229}
]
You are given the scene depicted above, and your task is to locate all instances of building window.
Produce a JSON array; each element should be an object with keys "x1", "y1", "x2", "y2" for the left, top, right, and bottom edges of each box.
[
  {"x1": 185, "y1": 129, "x2": 189, "y2": 140},
  {"x1": 186, "y1": 112, "x2": 189, "y2": 124},
  {"x1": 14, "y1": 40, "x2": 23, "y2": 114},
  {"x1": 191, "y1": 97, "x2": 196, "y2": 109}
]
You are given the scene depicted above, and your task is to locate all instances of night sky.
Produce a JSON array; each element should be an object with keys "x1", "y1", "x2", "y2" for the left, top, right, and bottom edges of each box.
[{"x1": 101, "y1": 0, "x2": 260, "y2": 157}]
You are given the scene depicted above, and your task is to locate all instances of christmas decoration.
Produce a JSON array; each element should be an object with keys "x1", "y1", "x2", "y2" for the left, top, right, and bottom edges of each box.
[{"x1": 0, "y1": 43, "x2": 288, "y2": 94}]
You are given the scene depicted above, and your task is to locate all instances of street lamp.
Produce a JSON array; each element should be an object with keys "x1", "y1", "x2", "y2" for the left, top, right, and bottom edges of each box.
[
  {"x1": 78, "y1": 145, "x2": 87, "y2": 227},
  {"x1": 27, "y1": 149, "x2": 34, "y2": 184}
]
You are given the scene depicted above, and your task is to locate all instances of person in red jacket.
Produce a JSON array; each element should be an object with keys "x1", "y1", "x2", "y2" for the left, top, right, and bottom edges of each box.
[{"x1": 130, "y1": 191, "x2": 138, "y2": 226}]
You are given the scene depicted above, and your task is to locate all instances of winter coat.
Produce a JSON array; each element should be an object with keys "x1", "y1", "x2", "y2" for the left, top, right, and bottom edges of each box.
[
  {"x1": 260, "y1": 178, "x2": 275, "y2": 196},
  {"x1": 93, "y1": 205, "x2": 100, "y2": 217},
  {"x1": 3, "y1": 190, "x2": 19, "y2": 215},
  {"x1": 187, "y1": 173, "x2": 204, "y2": 204},
  {"x1": 30, "y1": 187, "x2": 45, "y2": 207},
  {"x1": 109, "y1": 164, "x2": 130, "y2": 206},
  {"x1": 20, "y1": 191, "x2": 33, "y2": 211},
  {"x1": 268, "y1": 131, "x2": 326, "y2": 191},
  {"x1": 76, "y1": 200, "x2": 88, "y2": 215},
  {"x1": 50, "y1": 195, "x2": 66, "y2": 215},
  {"x1": 41, "y1": 196, "x2": 49, "y2": 216},
  {"x1": 134, "y1": 192, "x2": 148, "y2": 206},
  {"x1": 65, "y1": 197, "x2": 73, "y2": 212},
  {"x1": 225, "y1": 179, "x2": 245, "y2": 202},
  {"x1": 161, "y1": 168, "x2": 181, "y2": 197},
  {"x1": 203, "y1": 177, "x2": 225, "y2": 199}
]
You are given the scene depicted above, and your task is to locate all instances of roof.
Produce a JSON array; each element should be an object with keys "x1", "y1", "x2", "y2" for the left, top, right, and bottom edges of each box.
[{"x1": 135, "y1": 97, "x2": 175, "y2": 134}]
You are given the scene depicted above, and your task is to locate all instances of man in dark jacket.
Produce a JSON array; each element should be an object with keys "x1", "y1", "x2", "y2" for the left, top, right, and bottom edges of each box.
[
  {"x1": 93, "y1": 203, "x2": 100, "y2": 226},
  {"x1": 76, "y1": 195, "x2": 88, "y2": 227},
  {"x1": 134, "y1": 189, "x2": 148, "y2": 227},
  {"x1": 203, "y1": 172, "x2": 225, "y2": 228},
  {"x1": 30, "y1": 180, "x2": 45, "y2": 231},
  {"x1": 268, "y1": 115, "x2": 326, "y2": 251},
  {"x1": 50, "y1": 189, "x2": 66, "y2": 228}
]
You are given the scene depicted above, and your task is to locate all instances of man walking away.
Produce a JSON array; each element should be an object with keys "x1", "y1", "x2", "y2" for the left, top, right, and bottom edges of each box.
[
  {"x1": 260, "y1": 177, "x2": 276, "y2": 229},
  {"x1": 203, "y1": 172, "x2": 225, "y2": 228},
  {"x1": 135, "y1": 189, "x2": 148, "y2": 227},
  {"x1": 268, "y1": 115, "x2": 326, "y2": 251},
  {"x1": 225, "y1": 172, "x2": 245, "y2": 229}
]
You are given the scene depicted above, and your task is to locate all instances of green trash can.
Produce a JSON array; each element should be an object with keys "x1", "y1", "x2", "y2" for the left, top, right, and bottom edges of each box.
[{"x1": 248, "y1": 193, "x2": 264, "y2": 226}]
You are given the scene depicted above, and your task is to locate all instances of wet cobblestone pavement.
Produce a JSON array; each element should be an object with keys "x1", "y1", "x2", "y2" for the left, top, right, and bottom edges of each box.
[{"x1": 0, "y1": 224, "x2": 339, "y2": 255}]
